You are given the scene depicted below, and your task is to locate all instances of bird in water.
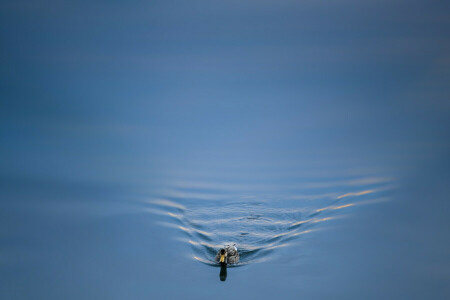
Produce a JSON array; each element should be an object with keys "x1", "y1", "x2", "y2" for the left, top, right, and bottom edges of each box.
[
  {"x1": 216, "y1": 244, "x2": 239, "y2": 281},
  {"x1": 216, "y1": 244, "x2": 240, "y2": 265}
]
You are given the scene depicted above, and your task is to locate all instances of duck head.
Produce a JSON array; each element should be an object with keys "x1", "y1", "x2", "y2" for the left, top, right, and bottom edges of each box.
[{"x1": 219, "y1": 248, "x2": 227, "y2": 265}]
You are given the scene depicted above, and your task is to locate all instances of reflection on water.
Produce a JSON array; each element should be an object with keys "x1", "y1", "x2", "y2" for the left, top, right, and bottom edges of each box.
[
  {"x1": 145, "y1": 174, "x2": 392, "y2": 269},
  {"x1": 219, "y1": 264, "x2": 227, "y2": 281}
]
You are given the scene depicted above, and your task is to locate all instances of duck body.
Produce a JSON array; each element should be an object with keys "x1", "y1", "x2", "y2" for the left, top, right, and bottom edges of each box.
[{"x1": 215, "y1": 244, "x2": 239, "y2": 265}]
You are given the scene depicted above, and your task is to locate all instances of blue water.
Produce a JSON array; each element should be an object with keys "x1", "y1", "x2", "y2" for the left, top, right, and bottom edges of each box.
[
  {"x1": 146, "y1": 173, "x2": 392, "y2": 268},
  {"x1": 2, "y1": 162, "x2": 448, "y2": 299},
  {"x1": 1, "y1": 0, "x2": 450, "y2": 299}
]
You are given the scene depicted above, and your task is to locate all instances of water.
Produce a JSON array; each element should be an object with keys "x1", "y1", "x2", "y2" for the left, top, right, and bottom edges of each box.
[
  {"x1": 3, "y1": 163, "x2": 448, "y2": 299},
  {"x1": 146, "y1": 174, "x2": 392, "y2": 268},
  {"x1": 1, "y1": 0, "x2": 450, "y2": 299}
]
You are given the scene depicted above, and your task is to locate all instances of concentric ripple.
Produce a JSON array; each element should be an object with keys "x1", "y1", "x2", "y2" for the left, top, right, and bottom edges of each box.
[{"x1": 145, "y1": 175, "x2": 392, "y2": 267}]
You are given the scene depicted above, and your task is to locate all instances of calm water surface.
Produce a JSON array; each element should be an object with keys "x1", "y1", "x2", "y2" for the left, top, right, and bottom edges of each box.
[
  {"x1": 1, "y1": 1, "x2": 449, "y2": 299},
  {"x1": 2, "y1": 161, "x2": 449, "y2": 299}
]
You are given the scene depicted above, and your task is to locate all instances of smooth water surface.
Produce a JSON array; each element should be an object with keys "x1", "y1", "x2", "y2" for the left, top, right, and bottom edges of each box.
[{"x1": 1, "y1": 1, "x2": 449, "y2": 299}]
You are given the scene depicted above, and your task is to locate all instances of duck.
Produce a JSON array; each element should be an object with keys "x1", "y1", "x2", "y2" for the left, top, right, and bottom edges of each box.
[{"x1": 215, "y1": 244, "x2": 239, "y2": 265}]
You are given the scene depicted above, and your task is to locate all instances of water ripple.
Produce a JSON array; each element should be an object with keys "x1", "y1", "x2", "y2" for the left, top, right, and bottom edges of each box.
[{"x1": 144, "y1": 176, "x2": 392, "y2": 267}]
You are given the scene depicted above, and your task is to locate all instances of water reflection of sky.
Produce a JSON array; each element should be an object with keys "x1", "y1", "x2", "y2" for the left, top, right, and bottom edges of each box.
[{"x1": 1, "y1": 0, "x2": 449, "y2": 299}]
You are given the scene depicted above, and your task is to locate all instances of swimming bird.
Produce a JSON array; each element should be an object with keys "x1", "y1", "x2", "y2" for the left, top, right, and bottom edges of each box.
[{"x1": 216, "y1": 244, "x2": 239, "y2": 265}]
